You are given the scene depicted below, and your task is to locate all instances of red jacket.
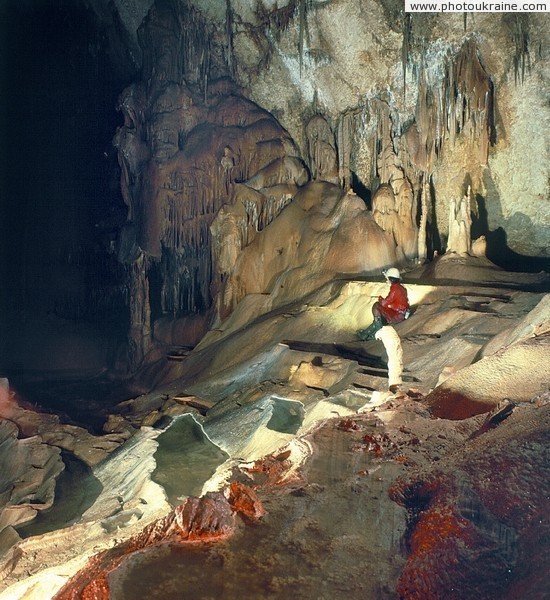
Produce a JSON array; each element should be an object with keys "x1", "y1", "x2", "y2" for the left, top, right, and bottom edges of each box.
[{"x1": 378, "y1": 282, "x2": 409, "y2": 323}]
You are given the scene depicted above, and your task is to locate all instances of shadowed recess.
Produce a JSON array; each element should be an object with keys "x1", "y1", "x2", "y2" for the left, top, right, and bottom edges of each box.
[{"x1": 16, "y1": 451, "x2": 103, "y2": 538}]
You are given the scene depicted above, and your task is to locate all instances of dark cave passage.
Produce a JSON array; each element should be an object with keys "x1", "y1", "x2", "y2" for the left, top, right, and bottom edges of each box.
[{"x1": 1, "y1": 0, "x2": 133, "y2": 328}]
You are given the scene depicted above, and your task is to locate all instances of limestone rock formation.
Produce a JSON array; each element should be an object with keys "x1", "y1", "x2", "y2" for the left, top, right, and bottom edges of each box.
[
  {"x1": 426, "y1": 293, "x2": 550, "y2": 419},
  {"x1": 218, "y1": 183, "x2": 399, "y2": 318},
  {"x1": 103, "y1": 0, "x2": 550, "y2": 374},
  {"x1": 0, "y1": 2, "x2": 549, "y2": 599},
  {"x1": 0, "y1": 257, "x2": 548, "y2": 599}
]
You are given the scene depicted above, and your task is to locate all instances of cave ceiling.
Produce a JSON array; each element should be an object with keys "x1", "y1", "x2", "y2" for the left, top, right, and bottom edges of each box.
[{"x1": 91, "y1": 0, "x2": 548, "y2": 258}]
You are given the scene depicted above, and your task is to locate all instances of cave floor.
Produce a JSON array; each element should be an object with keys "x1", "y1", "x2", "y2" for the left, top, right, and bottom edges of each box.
[{"x1": 107, "y1": 400, "x2": 482, "y2": 600}]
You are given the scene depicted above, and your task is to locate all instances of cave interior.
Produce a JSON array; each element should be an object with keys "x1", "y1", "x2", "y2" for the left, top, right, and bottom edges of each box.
[{"x1": 0, "y1": 1, "x2": 549, "y2": 598}]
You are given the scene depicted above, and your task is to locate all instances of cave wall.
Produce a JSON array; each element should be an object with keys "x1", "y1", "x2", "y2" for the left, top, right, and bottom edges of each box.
[
  {"x1": 1, "y1": 0, "x2": 137, "y2": 325},
  {"x1": 100, "y1": 0, "x2": 549, "y2": 368},
  {"x1": 109, "y1": 2, "x2": 549, "y2": 269},
  {"x1": 222, "y1": 4, "x2": 548, "y2": 260},
  {"x1": 2, "y1": 0, "x2": 548, "y2": 375}
]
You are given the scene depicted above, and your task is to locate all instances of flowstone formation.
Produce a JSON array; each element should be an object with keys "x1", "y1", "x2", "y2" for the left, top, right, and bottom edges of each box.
[
  {"x1": 113, "y1": 75, "x2": 309, "y2": 365},
  {"x1": 0, "y1": 257, "x2": 548, "y2": 599},
  {"x1": 112, "y1": 0, "x2": 519, "y2": 375},
  {"x1": 110, "y1": 0, "x2": 327, "y2": 368}
]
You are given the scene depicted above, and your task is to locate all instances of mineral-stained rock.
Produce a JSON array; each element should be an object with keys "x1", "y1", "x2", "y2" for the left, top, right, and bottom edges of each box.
[
  {"x1": 389, "y1": 403, "x2": 549, "y2": 599},
  {"x1": 53, "y1": 485, "x2": 264, "y2": 599},
  {"x1": 243, "y1": 449, "x2": 297, "y2": 489},
  {"x1": 226, "y1": 481, "x2": 266, "y2": 520}
]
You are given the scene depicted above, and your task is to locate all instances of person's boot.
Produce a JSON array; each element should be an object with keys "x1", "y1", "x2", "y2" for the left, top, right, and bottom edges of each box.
[{"x1": 357, "y1": 316, "x2": 384, "y2": 341}]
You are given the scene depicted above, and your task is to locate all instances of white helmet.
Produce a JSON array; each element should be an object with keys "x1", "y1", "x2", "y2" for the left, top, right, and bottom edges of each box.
[{"x1": 383, "y1": 267, "x2": 401, "y2": 280}]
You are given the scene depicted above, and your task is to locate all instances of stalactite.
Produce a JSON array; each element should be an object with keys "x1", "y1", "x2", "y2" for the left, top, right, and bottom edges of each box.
[
  {"x1": 225, "y1": 0, "x2": 234, "y2": 76},
  {"x1": 243, "y1": 1, "x2": 300, "y2": 75},
  {"x1": 451, "y1": 39, "x2": 492, "y2": 163},
  {"x1": 402, "y1": 14, "x2": 413, "y2": 100},
  {"x1": 337, "y1": 111, "x2": 357, "y2": 191},
  {"x1": 115, "y1": 3, "x2": 317, "y2": 326},
  {"x1": 140, "y1": 0, "x2": 222, "y2": 93},
  {"x1": 443, "y1": 52, "x2": 455, "y2": 148},
  {"x1": 299, "y1": 0, "x2": 306, "y2": 77},
  {"x1": 244, "y1": 199, "x2": 260, "y2": 231},
  {"x1": 411, "y1": 39, "x2": 492, "y2": 174},
  {"x1": 254, "y1": 1, "x2": 297, "y2": 42},
  {"x1": 262, "y1": 192, "x2": 292, "y2": 230},
  {"x1": 413, "y1": 47, "x2": 445, "y2": 168},
  {"x1": 513, "y1": 14, "x2": 530, "y2": 85},
  {"x1": 370, "y1": 99, "x2": 397, "y2": 186},
  {"x1": 305, "y1": 114, "x2": 339, "y2": 183}
]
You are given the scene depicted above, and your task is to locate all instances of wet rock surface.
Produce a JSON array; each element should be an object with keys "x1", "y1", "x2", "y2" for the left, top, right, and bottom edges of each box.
[
  {"x1": 0, "y1": 259, "x2": 548, "y2": 599},
  {"x1": 56, "y1": 398, "x2": 549, "y2": 600},
  {"x1": 391, "y1": 399, "x2": 549, "y2": 599},
  {"x1": 53, "y1": 485, "x2": 260, "y2": 600}
]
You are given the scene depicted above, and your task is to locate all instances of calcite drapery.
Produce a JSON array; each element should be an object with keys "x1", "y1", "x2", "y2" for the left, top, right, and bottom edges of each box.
[
  {"x1": 369, "y1": 102, "x2": 418, "y2": 262},
  {"x1": 112, "y1": 0, "x2": 314, "y2": 360},
  {"x1": 358, "y1": 37, "x2": 494, "y2": 263},
  {"x1": 305, "y1": 114, "x2": 339, "y2": 184},
  {"x1": 111, "y1": 1, "x2": 498, "y2": 367}
]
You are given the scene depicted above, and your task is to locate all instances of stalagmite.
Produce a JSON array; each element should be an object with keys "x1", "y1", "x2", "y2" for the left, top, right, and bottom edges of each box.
[
  {"x1": 369, "y1": 102, "x2": 418, "y2": 263},
  {"x1": 390, "y1": 177, "x2": 417, "y2": 261},
  {"x1": 471, "y1": 235, "x2": 487, "y2": 257},
  {"x1": 305, "y1": 114, "x2": 339, "y2": 184},
  {"x1": 447, "y1": 185, "x2": 473, "y2": 255},
  {"x1": 417, "y1": 173, "x2": 429, "y2": 262}
]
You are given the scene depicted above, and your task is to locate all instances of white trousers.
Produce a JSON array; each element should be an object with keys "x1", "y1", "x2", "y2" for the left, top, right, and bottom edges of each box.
[{"x1": 375, "y1": 326, "x2": 403, "y2": 388}]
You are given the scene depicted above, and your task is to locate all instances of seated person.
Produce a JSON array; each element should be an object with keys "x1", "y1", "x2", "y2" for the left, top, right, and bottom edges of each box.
[{"x1": 357, "y1": 268, "x2": 410, "y2": 340}]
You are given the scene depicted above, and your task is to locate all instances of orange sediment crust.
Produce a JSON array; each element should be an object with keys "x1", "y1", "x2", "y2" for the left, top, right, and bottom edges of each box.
[
  {"x1": 54, "y1": 486, "x2": 265, "y2": 599},
  {"x1": 408, "y1": 506, "x2": 472, "y2": 556}
]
